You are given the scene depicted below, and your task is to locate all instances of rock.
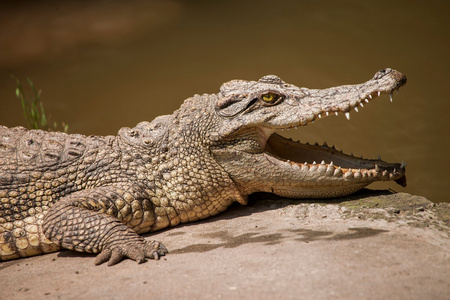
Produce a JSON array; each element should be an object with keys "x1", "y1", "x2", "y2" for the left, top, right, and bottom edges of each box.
[{"x1": 0, "y1": 190, "x2": 449, "y2": 300}]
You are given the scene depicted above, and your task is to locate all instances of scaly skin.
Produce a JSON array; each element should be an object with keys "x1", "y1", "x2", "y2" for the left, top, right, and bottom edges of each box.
[{"x1": 0, "y1": 68, "x2": 407, "y2": 265}]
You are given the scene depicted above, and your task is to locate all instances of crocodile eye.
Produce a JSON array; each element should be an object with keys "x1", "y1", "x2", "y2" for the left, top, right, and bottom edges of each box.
[{"x1": 261, "y1": 92, "x2": 280, "y2": 104}]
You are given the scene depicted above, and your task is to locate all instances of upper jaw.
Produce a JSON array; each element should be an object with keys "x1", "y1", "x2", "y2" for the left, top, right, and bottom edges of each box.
[{"x1": 271, "y1": 69, "x2": 407, "y2": 129}]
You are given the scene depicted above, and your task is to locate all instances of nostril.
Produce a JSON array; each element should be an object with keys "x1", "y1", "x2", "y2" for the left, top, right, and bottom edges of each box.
[
  {"x1": 373, "y1": 68, "x2": 407, "y2": 88},
  {"x1": 374, "y1": 68, "x2": 393, "y2": 79}
]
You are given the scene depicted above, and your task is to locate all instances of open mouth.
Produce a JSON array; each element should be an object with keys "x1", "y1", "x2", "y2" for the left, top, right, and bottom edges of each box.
[
  {"x1": 262, "y1": 89, "x2": 407, "y2": 187},
  {"x1": 264, "y1": 133, "x2": 407, "y2": 187}
]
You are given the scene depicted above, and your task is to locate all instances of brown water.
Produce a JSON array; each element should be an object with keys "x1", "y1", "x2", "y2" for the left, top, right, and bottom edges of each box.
[{"x1": 0, "y1": 0, "x2": 449, "y2": 202}]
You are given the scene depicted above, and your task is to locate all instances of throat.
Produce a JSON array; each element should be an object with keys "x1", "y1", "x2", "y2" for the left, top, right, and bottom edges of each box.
[{"x1": 222, "y1": 128, "x2": 273, "y2": 153}]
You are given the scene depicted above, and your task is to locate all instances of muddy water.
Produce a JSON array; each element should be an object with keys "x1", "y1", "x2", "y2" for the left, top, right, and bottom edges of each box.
[{"x1": 0, "y1": 0, "x2": 448, "y2": 202}]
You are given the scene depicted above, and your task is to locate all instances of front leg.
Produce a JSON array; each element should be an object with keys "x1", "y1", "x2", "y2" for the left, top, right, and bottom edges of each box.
[{"x1": 42, "y1": 186, "x2": 167, "y2": 266}]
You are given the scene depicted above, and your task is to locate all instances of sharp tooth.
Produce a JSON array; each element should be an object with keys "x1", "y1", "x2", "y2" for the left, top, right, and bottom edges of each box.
[
  {"x1": 401, "y1": 161, "x2": 407, "y2": 168},
  {"x1": 345, "y1": 112, "x2": 350, "y2": 120},
  {"x1": 302, "y1": 163, "x2": 309, "y2": 171},
  {"x1": 318, "y1": 114, "x2": 322, "y2": 118},
  {"x1": 344, "y1": 169, "x2": 353, "y2": 179},
  {"x1": 326, "y1": 112, "x2": 329, "y2": 116},
  {"x1": 377, "y1": 91, "x2": 381, "y2": 97},
  {"x1": 378, "y1": 155, "x2": 381, "y2": 160},
  {"x1": 369, "y1": 94, "x2": 372, "y2": 99},
  {"x1": 318, "y1": 163, "x2": 327, "y2": 172},
  {"x1": 365, "y1": 99, "x2": 369, "y2": 103},
  {"x1": 329, "y1": 161, "x2": 334, "y2": 167},
  {"x1": 335, "y1": 112, "x2": 339, "y2": 116},
  {"x1": 326, "y1": 164, "x2": 335, "y2": 176},
  {"x1": 375, "y1": 164, "x2": 381, "y2": 172},
  {"x1": 323, "y1": 141, "x2": 328, "y2": 147},
  {"x1": 389, "y1": 94, "x2": 393, "y2": 102},
  {"x1": 321, "y1": 160, "x2": 326, "y2": 165},
  {"x1": 312, "y1": 161, "x2": 317, "y2": 165},
  {"x1": 333, "y1": 167, "x2": 343, "y2": 177},
  {"x1": 314, "y1": 142, "x2": 319, "y2": 146},
  {"x1": 354, "y1": 107, "x2": 359, "y2": 112},
  {"x1": 360, "y1": 102, "x2": 364, "y2": 107}
]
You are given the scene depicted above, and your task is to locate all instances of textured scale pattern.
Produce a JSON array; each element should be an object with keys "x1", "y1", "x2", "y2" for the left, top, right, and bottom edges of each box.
[{"x1": 0, "y1": 69, "x2": 407, "y2": 265}]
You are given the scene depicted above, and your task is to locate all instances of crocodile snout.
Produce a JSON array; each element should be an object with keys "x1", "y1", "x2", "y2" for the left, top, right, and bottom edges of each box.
[{"x1": 374, "y1": 68, "x2": 407, "y2": 89}]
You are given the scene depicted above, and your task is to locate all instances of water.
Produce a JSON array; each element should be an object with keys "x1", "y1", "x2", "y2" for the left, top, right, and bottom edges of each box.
[{"x1": 0, "y1": 0, "x2": 449, "y2": 202}]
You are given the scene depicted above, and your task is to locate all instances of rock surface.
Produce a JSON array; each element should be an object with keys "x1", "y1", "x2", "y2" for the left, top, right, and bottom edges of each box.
[{"x1": 1, "y1": 190, "x2": 449, "y2": 300}]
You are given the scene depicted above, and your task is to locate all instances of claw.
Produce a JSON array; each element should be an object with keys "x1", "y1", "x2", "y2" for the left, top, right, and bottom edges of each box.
[
  {"x1": 94, "y1": 239, "x2": 167, "y2": 266},
  {"x1": 108, "y1": 249, "x2": 126, "y2": 266},
  {"x1": 144, "y1": 240, "x2": 168, "y2": 260},
  {"x1": 95, "y1": 249, "x2": 112, "y2": 266},
  {"x1": 158, "y1": 243, "x2": 168, "y2": 253}
]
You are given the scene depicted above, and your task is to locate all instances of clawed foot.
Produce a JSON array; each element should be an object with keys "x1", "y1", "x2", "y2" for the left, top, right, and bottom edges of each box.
[{"x1": 95, "y1": 240, "x2": 168, "y2": 266}]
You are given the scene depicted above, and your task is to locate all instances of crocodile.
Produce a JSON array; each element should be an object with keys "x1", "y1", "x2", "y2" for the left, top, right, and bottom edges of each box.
[{"x1": 0, "y1": 68, "x2": 407, "y2": 266}]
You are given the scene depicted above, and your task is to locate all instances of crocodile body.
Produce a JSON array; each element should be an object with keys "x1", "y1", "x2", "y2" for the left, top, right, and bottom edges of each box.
[{"x1": 0, "y1": 69, "x2": 407, "y2": 265}]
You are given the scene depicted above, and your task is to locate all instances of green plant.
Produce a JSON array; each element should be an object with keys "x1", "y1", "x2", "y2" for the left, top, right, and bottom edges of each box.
[{"x1": 11, "y1": 75, "x2": 69, "y2": 133}]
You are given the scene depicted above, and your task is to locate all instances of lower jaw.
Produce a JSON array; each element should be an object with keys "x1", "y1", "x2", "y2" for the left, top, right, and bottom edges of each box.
[
  {"x1": 260, "y1": 133, "x2": 406, "y2": 197},
  {"x1": 270, "y1": 183, "x2": 368, "y2": 199}
]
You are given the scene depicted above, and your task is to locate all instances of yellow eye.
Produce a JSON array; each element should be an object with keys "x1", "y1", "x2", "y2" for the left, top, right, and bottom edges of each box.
[{"x1": 262, "y1": 93, "x2": 278, "y2": 103}]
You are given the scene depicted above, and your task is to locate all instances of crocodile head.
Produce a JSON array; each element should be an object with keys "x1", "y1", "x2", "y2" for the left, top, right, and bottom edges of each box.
[{"x1": 209, "y1": 68, "x2": 407, "y2": 199}]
